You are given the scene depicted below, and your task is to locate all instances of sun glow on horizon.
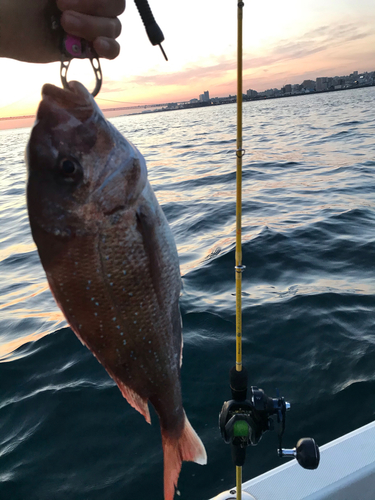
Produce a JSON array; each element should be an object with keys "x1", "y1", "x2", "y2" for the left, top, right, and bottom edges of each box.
[{"x1": 1, "y1": 0, "x2": 374, "y2": 124}]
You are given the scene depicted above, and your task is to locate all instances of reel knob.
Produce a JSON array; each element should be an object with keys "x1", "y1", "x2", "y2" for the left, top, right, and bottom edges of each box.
[
  {"x1": 279, "y1": 437, "x2": 320, "y2": 469},
  {"x1": 296, "y1": 437, "x2": 320, "y2": 470}
]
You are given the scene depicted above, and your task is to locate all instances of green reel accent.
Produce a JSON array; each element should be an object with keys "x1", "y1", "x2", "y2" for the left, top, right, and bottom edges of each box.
[{"x1": 233, "y1": 420, "x2": 249, "y2": 437}]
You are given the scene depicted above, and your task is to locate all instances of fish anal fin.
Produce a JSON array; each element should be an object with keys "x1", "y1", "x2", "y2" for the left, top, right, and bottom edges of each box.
[
  {"x1": 161, "y1": 412, "x2": 207, "y2": 500},
  {"x1": 115, "y1": 378, "x2": 151, "y2": 424}
]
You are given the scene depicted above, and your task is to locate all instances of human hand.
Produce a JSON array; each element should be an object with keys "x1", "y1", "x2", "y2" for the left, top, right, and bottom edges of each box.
[
  {"x1": 0, "y1": 0, "x2": 125, "y2": 63},
  {"x1": 58, "y1": 0, "x2": 125, "y2": 60}
]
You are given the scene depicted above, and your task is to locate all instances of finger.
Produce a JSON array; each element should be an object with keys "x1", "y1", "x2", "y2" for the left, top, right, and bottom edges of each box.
[
  {"x1": 61, "y1": 11, "x2": 122, "y2": 41},
  {"x1": 93, "y1": 37, "x2": 121, "y2": 59},
  {"x1": 57, "y1": 0, "x2": 126, "y2": 18}
]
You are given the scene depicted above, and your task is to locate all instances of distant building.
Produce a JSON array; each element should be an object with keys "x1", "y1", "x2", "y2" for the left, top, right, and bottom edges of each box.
[
  {"x1": 246, "y1": 89, "x2": 258, "y2": 97},
  {"x1": 190, "y1": 98, "x2": 199, "y2": 104},
  {"x1": 301, "y1": 79, "x2": 316, "y2": 90},
  {"x1": 283, "y1": 84, "x2": 292, "y2": 94},
  {"x1": 316, "y1": 77, "x2": 328, "y2": 91},
  {"x1": 199, "y1": 91, "x2": 210, "y2": 102},
  {"x1": 326, "y1": 77, "x2": 334, "y2": 90}
]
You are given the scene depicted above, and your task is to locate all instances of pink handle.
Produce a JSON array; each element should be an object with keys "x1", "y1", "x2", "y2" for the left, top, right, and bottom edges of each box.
[{"x1": 64, "y1": 35, "x2": 83, "y2": 57}]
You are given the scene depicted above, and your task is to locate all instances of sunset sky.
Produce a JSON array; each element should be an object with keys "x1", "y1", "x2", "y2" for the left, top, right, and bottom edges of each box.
[{"x1": 1, "y1": 0, "x2": 375, "y2": 121}]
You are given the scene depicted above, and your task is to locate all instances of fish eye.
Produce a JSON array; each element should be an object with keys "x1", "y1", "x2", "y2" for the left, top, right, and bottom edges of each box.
[
  {"x1": 60, "y1": 158, "x2": 76, "y2": 176},
  {"x1": 61, "y1": 159, "x2": 75, "y2": 175},
  {"x1": 57, "y1": 157, "x2": 83, "y2": 183}
]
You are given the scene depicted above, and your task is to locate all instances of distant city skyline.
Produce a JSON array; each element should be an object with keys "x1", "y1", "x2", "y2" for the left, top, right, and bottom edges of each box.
[
  {"x1": 2, "y1": 67, "x2": 374, "y2": 130},
  {"x1": 187, "y1": 69, "x2": 374, "y2": 104},
  {"x1": 245, "y1": 69, "x2": 374, "y2": 98}
]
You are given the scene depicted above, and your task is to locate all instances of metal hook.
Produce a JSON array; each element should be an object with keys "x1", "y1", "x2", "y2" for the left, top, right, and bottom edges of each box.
[
  {"x1": 60, "y1": 35, "x2": 103, "y2": 97},
  {"x1": 89, "y1": 56, "x2": 103, "y2": 97},
  {"x1": 60, "y1": 55, "x2": 102, "y2": 98}
]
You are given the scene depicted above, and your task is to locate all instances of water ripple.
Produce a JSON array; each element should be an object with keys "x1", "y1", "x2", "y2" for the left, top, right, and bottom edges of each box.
[{"x1": 1, "y1": 86, "x2": 375, "y2": 500}]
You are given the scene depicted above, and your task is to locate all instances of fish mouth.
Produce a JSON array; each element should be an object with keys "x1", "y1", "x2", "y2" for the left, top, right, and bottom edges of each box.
[
  {"x1": 42, "y1": 81, "x2": 92, "y2": 106},
  {"x1": 37, "y1": 82, "x2": 95, "y2": 122}
]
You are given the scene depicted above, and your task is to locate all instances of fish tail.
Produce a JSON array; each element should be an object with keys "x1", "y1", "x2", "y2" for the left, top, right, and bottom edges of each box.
[{"x1": 161, "y1": 412, "x2": 207, "y2": 500}]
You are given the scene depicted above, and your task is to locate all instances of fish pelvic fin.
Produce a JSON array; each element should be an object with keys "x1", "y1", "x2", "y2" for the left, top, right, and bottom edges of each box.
[
  {"x1": 115, "y1": 378, "x2": 151, "y2": 424},
  {"x1": 161, "y1": 412, "x2": 207, "y2": 500}
]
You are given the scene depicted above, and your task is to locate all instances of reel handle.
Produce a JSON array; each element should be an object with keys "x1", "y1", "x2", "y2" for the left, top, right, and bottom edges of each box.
[{"x1": 279, "y1": 437, "x2": 320, "y2": 469}]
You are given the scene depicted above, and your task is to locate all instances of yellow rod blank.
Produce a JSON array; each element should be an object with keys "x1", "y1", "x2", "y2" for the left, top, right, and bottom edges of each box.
[
  {"x1": 235, "y1": 2, "x2": 244, "y2": 500},
  {"x1": 236, "y1": 466, "x2": 242, "y2": 500},
  {"x1": 235, "y1": 0, "x2": 244, "y2": 374}
]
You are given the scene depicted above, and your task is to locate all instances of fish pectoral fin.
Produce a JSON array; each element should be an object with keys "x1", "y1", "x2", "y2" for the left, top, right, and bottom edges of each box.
[
  {"x1": 135, "y1": 205, "x2": 163, "y2": 307},
  {"x1": 114, "y1": 377, "x2": 151, "y2": 424},
  {"x1": 161, "y1": 412, "x2": 207, "y2": 500}
]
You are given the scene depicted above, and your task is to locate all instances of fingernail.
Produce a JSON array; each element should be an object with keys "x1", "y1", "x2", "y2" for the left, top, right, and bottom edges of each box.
[{"x1": 97, "y1": 39, "x2": 111, "y2": 53}]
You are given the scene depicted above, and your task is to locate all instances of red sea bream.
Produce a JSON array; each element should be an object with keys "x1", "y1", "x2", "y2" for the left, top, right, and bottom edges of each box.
[{"x1": 26, "y1": 81, "x2": 206, "y2": 500}]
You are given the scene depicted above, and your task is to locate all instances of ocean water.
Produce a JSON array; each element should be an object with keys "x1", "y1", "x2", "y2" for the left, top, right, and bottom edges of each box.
[{"x1": 1, "y1": 87, "x2": 375, "y2": 500}]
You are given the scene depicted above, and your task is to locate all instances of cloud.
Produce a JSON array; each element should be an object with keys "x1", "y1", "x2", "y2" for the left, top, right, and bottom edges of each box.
[
  {"x1": 261, "y1": 23, "x2": 371, "y2": 66},
  {"x1": 98, "y1": 21, "x2": 373, "y2": 101},
  {"x1": 125, "y1": 57, "x2": 236, "y2": 87}
]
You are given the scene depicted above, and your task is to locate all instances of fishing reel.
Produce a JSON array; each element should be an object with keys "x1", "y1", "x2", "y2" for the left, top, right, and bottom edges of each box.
[{"x1": 219, "y1": 367, "x2": 320, "y2": 469}]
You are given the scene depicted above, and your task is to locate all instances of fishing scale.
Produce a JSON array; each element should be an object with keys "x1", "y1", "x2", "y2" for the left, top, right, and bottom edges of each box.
[{"x1": 59, "y1": 0, "x2": 167, "y2": 97}]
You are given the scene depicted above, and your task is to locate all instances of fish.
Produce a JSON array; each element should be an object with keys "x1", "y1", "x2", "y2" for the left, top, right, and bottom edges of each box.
[{"x1": 26, "y1": 81, "x2": 207, "y2": 500}]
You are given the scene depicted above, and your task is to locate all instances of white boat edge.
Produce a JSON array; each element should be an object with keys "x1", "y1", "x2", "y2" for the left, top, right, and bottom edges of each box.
[{"x1": 210, "y1": 420, "x2": 375, "y2": 500}]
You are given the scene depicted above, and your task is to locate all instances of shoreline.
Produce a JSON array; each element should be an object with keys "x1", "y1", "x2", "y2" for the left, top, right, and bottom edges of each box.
[
  {"x1": 126, "y1": 83, "x2": 375, "y2": 117},
  {"x1": 1, "y1": 83, "x2": 374, "y2": 127}
]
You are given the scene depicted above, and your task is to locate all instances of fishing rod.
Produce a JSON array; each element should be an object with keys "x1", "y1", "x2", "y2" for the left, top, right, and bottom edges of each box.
[
  {"x1": 59, "y1": 0, "x2": 167, "y2": 97},
  {"x1": 217, "y1": 3, "x2": 320, "y2": 499}
]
